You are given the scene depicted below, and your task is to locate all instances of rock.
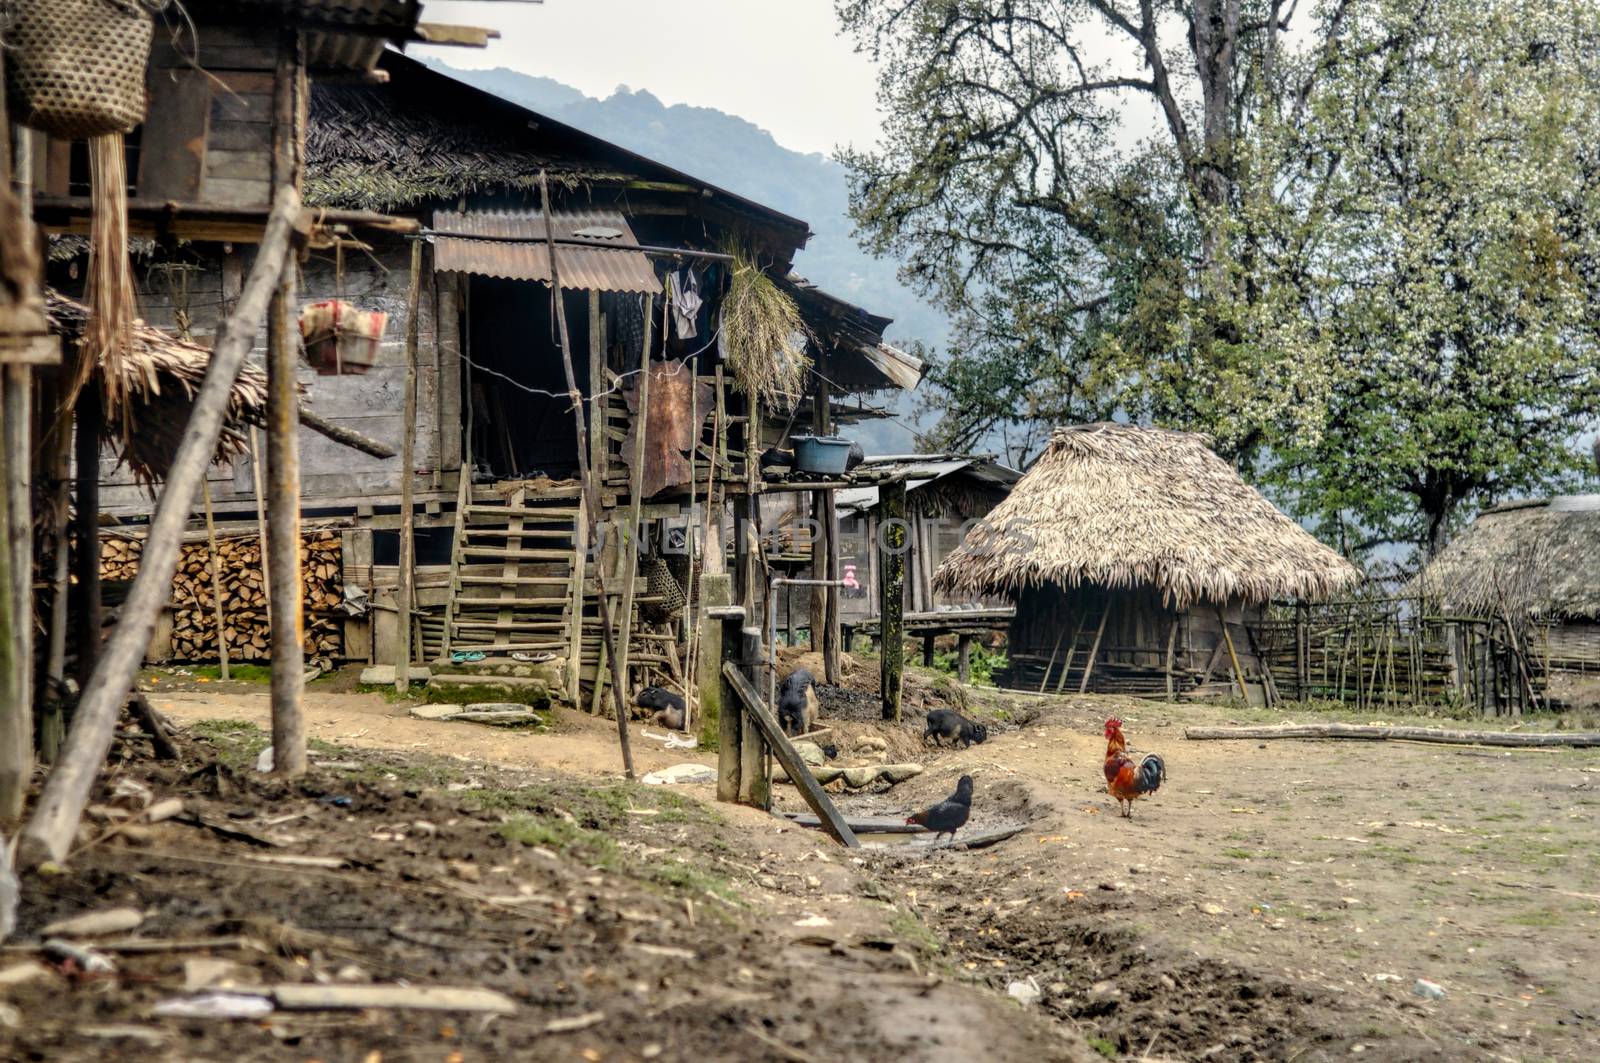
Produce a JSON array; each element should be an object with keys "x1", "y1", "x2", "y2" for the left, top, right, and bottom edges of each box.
[
  {"x1": 756, "y1": 875, "x2": 778, "y2": 891},
  {"x1": 1201, "y1": 903, "x2": 1228, "y2": 916},
  {"x1": 879, "y1": 763, "x2": 925, "y2": 784},
  {"x1": 447, "y1": 860, "x2": 481, "y2": 883},
  {"x1": 792, "y1": 741, "x2": 827, "y2": 767},
  {"x1": 842, "y1": 767, "x2": 879, "y2": 789},
  {"x1": 334, "y1": 964, "x2": 370, "y2": 983},
  {"x1": 1087, "y1": 980, "x2": 1121, "y2": 1003},
  {"x1": 1007, "y1": 977, "x2": 1042, "y2": 1006},
  {"x1": 640, "y1": 763, "x2": 716, "y2": 786},
  {"x1": 41, "y1": 907, "x2": 143, "y2": 938},
  {"x1": 360, "y1": 665, "x2": 431, "y2": 685},
  {"x1": 793, "y1": 914, "x2": 831, "y2": 928},
  {"x1": 408, "y1": 703, "x2": 462, "y2": 720},
  {"x1": 856, "y1": 735, "x2": 888, "y2": 753}
]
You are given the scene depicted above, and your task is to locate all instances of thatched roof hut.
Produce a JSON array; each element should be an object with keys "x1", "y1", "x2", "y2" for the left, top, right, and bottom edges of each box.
[
  {"x1": 935, "y1": 424, "x2": 1359, "y2": 697},
  {"x1": 1412, "y1": 497, "x2": 1600, "y2": 620},
  {"x1": 47, "y1": 291, "x2": 267, "y2": 485},
  {"x1": 935, "y1": 423, "x2": 1359, "y2": 608}
]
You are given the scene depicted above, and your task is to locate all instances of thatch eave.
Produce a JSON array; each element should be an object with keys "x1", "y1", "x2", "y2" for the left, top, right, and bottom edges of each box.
[
  {"x1": 933, "y1": 423, "x2": 1361, "y2": 610},
  {"x1": 1410, "y1": 497, "x2": 1600, "y2": 620}
]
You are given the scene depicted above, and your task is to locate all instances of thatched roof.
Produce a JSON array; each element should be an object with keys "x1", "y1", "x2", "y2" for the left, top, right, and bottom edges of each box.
[
  {"x1": 47, "y1": 292, "x2": 267, "y2": 485},
  {"x1": 305, "y1": 83, "x2": 625, "y2": 212},
  {"x1": 933, "y1": 423, "x2": 1361, "y2": 608},
  {"x1": 1411, "y1": 497, "x2": 1600, "y2": 620}
]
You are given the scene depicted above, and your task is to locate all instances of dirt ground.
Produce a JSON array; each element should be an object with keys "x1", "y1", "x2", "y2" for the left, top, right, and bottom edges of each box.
[{"x1": 6, "y1": 667, "x2": 1599, "y2": 1061}]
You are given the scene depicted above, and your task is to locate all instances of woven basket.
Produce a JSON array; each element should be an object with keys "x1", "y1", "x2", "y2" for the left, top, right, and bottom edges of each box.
[
  {"x1": 640, "y1": 556, "x2": 687, "y2": 624},
  {"x1": 3, "y1": 0, "x2": 153, "y2": 139}
]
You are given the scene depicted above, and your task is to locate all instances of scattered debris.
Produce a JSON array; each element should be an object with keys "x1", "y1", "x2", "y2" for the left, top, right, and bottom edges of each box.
[
  {"x1": 243, "y1": 853, "x2": 348, "y2": 870},
  {"x1": 184, "y1": 958, "x2": 251, "y2": 991},
  {"x1": 641, "y1": 763, "x2": 717, "y2": 786},
  {"x1": 42, "y1": 939, "x2": 115, "y2": 974},
  {"x1": 1007, "y1": 976, "x2": 1042, "y2": 1007},
  {"x1": 1414, "y1": 979, "x2": 1447, "y2": 1000},
  {"x1": 0, "y1": 962, "x2": 51, "y2": 987},
  {"x1": 41, "y1": 907, "x2": 145, "y2": 938},
  {"x1": 793, "y1": 914, "x2": 832, "y2": 928},
  {"x1": 266, "y1": 983, "x2": 519, "y2": 1014},
  {"x1": 152, "y1": 992, "x2": 275, "y2": 1020},
  {"x1": 360, "y1": 665, "x2": 431, "y2": 685},
  {"x1": 75, "y1": 1024, "x2": 163, "y2": 1046},
  {"x1": 544, "y1": 1010, "x2": 606, "y2": 1034}
]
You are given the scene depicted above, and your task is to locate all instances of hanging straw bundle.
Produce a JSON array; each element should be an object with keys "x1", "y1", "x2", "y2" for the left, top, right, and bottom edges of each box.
[
  {"x1": 719, "y1": 246, "x2": 810, "y2": 412},
  {"x1": 76, "y1": 133, "x2": 139, "y2": 429}
]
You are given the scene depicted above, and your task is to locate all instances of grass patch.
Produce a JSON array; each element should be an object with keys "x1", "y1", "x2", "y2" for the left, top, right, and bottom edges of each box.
[
  {"x1": 498, "y1": 815, "x2": 618, "y2": 866},
  {"x1": 888, "y1": 907, "x2": 942, "y2": 955},
  {"x1": 1509, "y1": 909, "x2": 1564, "y2": 928},
  {"x1": 647, "y1": 859, "x2": 737, "y2": 902},
  {"x1": 185, "y1": 718, "x2": 270, "y2": 768},
  {"x1": 1087, "y1": 1036, "x2": 1118, "y2": 1059},
  {"x1": 1222, "y1": 848, "x2": 1255, "y2": 860},
  {"x1": 187, "y1": 664, "x2": 274, "y2": 683}
]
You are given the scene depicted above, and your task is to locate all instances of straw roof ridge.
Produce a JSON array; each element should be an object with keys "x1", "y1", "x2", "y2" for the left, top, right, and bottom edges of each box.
[
  {"x1": 933, "y1": 422, "x2": 1361, "y2": 608},
  {"x1": 47, "y1": 291, "x2": 268, "y2": 486},
  {"x1": 306, "y1": 84, "x2": 628, "y2": 212},
  {"x1": 1410, "y1": 496, "x2": 1600, "y2": 619}
]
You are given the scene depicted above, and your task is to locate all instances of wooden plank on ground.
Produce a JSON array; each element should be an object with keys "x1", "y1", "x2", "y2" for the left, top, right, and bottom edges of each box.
[
  {"x1": 722, "y1": 662, "x2": 858, "y2": 848},
  {"x1": 1184, "y1": 723, "x2": 1600, "y2": 748}
]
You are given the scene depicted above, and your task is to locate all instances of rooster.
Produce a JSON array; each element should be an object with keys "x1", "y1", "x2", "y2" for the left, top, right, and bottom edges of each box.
[{"x1": 1103, "y1": 718, "x2": 1164, "y2": 818}]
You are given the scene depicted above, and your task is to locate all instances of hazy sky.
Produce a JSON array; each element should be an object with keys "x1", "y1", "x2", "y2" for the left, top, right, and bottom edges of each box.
[{"x1": 413, "y1": 1, "x2": 884, "y2": 157}]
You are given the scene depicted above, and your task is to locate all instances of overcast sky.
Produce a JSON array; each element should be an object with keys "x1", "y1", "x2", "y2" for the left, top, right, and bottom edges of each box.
[{"x1": 413, "y1": 1, "x2": 884, "y2": 157}]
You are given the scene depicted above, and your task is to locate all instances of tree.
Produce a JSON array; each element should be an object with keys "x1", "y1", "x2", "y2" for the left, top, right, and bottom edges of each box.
[
  {"x1": 835, "y1": 0, "x2": 1332, "y2": 463},
  {"x1": 1248, "y1": 0, "x2": 1600, "y2": 558}
]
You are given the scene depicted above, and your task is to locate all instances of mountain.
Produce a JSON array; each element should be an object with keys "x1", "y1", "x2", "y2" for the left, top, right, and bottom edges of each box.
[{"x1": 423, "y1": 61, "x2": 949, "y2": 452}]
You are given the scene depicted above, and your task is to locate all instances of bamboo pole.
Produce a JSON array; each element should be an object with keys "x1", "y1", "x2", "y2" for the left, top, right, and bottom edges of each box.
[
  {"x1": 73, "y1": 387, "x2": 102, "y2": 686},
  {"x1": 538, "y1": 174, "x2": 634, "y2": 779},
  {"x1": 1056, "y1": 607, "x2": 1087, "y2": 694},
  {"x1": 1076, "y1": 602, "x2": 1110, "y2": 694},
  {"x1": 265, "y1": 243, "x2": 305, "y2": 776},
  {"x1": 201, "y1": 481, "x2": 230, "y2": 680},
  {"x1": 613, "y1": 293, "x2": 655, "y2": 699},
  {"x1": 395, "y1": 238, "x2": 422, "y2": 695},
  {"x1": 0, "y1": 378, "x2": 18, "y2": 819},
  {"x1": 21, "y1": 187, "x2": 301, "y2": 867},
  {"x1": 248, "y1": 426, "x2": 270, "y2": 609},
  {"x1": 1217, "y1": 606, "x2": 1246, "y2": 700},
  {"x1": 1164, "y1": 613, "x2": 1179, "y2": 700},
  {"x1": 1185, "y1": 722, "x2": 1600, "y2": 749}
]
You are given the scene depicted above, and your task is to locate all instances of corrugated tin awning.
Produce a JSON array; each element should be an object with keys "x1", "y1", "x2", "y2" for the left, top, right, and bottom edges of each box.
[{"x1": 430, "y1": 210, "x2": 661, "y2": 294}]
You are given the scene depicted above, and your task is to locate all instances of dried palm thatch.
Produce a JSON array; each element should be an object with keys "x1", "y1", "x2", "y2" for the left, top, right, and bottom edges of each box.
[
  {"x1": 305, "y1": 84, "x2": 621, "y2": 212},
  {"x1": 1410, "y1": 497, "x2": 1600, "y2": 620},
  {"x1": 78, "y1": 133, "x2": 137, "y2": 427},
  {"x1": 720, "y1": 248, "x2": 810, "y2": 412},
  {"x1": 934, "y1": 423, "x2": 1361, "y2": 608},
  {"x1": 47, "y1": 291, "x2": 267, "y2": 486}
]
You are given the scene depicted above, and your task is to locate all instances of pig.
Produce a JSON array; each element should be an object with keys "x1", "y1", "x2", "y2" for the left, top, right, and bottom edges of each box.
[
  {"x1": 923, "y1": 708, "x2": 988, "y2": 749},
  {"x1": 636, "y1": 685, "x2": 686, "y2": 731},
  {"x1": 776, "y1": 668, "x2": 820, "y2": 737}
]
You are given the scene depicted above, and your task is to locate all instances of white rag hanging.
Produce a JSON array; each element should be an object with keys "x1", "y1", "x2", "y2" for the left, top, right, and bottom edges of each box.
[{"x1": 670, "y1": 269, "x2": 702, "y2": 339}]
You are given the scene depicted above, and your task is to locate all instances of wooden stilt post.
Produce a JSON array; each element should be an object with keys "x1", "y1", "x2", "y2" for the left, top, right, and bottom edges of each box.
[
  {"x1": 1217, "y1": 605, "x2": 1246, "y2": 701},
  {"x1": 249, "y1": 426, "x2": 270, "y2": 609},
  {"x1": 201, "y1": 481, "x2": 230, "y2": 680},
  {"x1": 73, "y1": 387, "x2": 102, "y2": 687},
  {"x1": 0, "y1": 379, "x2": 19, "y2": 818},
  {"x1": 538, "y1": 173, "x2": 634, "y2": 779},
  {"x1": 878, "y1": 477, "x2": 906, "y2": 721},
  {"x1": 264, "y1": 29, "x2": 306, "y2": 776},
  {"x1": 21, "y1": 188, "x2": 301, "y2": 867},
  {"x1": 395, "y1": 238, "x2": 422, "y2": 696},
  {"x1": 1164, "y1": 612, "x2": 1179, "y2": 700},
  {"x1": 922, "y1": 633, "x2": 935, "y2": 667},
  {"x1": 714, "y1": 606, "x2": 743, "y2": 802},
  {"x1": 957, "y1": 633, "x2": 972, "y2": 683}
]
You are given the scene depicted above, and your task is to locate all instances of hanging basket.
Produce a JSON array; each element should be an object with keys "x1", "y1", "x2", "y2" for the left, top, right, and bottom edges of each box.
[
  {"x1": 3, "y1": 0, "x2": 154, "y2": 139},
  {"x1": 299, "y1": 300, "x2": 387, "y2": 376}
]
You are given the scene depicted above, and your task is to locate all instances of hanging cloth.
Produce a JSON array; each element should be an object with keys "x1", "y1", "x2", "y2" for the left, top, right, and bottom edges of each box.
[{"x1": 670, "y1": 268, "x2": 702, "y2": 339}]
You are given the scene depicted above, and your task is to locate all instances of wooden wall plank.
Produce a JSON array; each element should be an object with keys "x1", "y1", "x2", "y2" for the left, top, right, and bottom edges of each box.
[{"x1": 138, "y1": 70, "x2": 213, "y2": 200}]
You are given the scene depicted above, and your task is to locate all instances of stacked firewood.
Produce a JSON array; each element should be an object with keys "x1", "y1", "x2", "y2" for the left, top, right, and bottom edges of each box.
[{"x1": 100, "y1": 533, "x2": 344, "y2": 661}]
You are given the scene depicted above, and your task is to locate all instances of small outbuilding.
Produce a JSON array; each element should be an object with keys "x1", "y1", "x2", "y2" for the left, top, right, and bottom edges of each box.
[
  {"x1": 934, "y1": 423, "x2": 1360, "y2": 699},
  {"x1": 1412, "y1": 495, "x2": 1600, "y2": 707}
]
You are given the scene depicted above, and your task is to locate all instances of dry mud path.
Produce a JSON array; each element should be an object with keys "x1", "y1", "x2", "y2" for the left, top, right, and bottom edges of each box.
[{"x1": 123, "y1": 677, "x2": 1600, "y2": 1061}]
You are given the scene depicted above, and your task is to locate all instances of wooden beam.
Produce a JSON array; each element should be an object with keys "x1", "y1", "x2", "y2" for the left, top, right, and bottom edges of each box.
[
  {"x1": 722, "y1": 661, "x2": 858, "y2": 847},
  {"x1": 295, "y1": 405, "x2": 395, "y2": 458},
  {"x1": 201, "y1": 481, "x2": 230, "y2": 680},
  {"x1": 1217, "y1": 606, "x2": 1246, "y2": 700},
  {"x1": 411, "y1": 23, "x2": 500, "y2": 47},
  {"x1": 878, "y1": 478, "x2": 906, "y2": 721},
  {"x1": 614, "y1": 295, "x2": 654, "y2": 695},
  {"x1": 395, "y1": 238, "x2": 422, "y2": 695},
  {"x1": 20, "y1": 186, "x2": 300, "y2": 868},
  {"x1": 73, "y1": 388, "x2": 102, "y2": 686}
]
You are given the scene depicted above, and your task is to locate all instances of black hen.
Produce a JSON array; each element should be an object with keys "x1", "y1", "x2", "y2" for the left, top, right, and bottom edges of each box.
[{"x1": 906, "y1": 774, "x2": 974, "y2": 843}]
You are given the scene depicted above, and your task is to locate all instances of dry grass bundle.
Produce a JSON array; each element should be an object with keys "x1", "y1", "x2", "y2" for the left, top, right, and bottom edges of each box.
[
  {"x1": 720, "y1": 247, "x2": 810, "y2": 411},
  {"x1": 79, "y1": 133, "x2": 138, "y2": 426},
  {"x1": 47, "y1": 291, "x2": 268, "y2": 485},
  {"x1": 935, "y1": 423, "x2": 1361, "y2": 608}
]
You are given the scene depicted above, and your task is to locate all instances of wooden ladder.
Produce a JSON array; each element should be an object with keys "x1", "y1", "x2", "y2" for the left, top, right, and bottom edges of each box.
[
  {"x1": 1038, "y1": 601, "x2": 1111, "y2": 695},
  {"x1": 442, "y1": 477, "x2": 588, "y2": 697}
]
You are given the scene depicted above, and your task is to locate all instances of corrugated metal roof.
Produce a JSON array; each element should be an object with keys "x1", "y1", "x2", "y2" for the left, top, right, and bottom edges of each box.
[{"x1": 430, "y1": 210, "x2": 660, "y2": 294}]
